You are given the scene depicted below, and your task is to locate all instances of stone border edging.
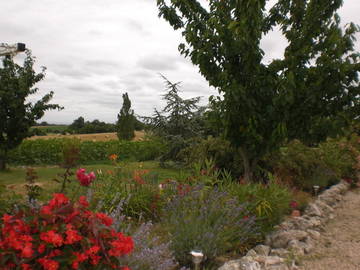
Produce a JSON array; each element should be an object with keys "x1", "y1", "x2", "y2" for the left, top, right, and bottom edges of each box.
[{"x1": 218, "y1": 180, "x2": 350, "y2": 270}]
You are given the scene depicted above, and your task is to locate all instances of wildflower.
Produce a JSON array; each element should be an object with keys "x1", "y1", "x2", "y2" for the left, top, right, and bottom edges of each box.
[{"x1": 109, "y1": 154, "x2": 118, "y2": 161}]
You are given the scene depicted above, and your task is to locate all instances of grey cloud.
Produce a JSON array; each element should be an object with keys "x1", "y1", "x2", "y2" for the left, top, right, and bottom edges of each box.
[
  {"x1": 88, "y1": 29, "x2": 104, "y2": 36},
  {"x1": 68, "y1": 83, "x2": 98, "y2": 93},
  {"x1": 137, "y1": 55, "x2": 180, "y2": 72},
  {"x1": 92, "y1": 98, "x2": 120, "y2": 108},
  {"x1": 127, "y1": 19, "x2": 149, "y2": 36},
  {"x1": 103, "y1": 80, "x2": 121, "y2": 89}
]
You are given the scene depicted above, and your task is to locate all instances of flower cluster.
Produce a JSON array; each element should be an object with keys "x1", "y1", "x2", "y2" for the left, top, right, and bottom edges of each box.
[
  {"x1": 76, "y1": 168, "x2": 96, "y2": 186},
  {"x1": 0, "y1": 193, "x2": 133, "y2": 270}
]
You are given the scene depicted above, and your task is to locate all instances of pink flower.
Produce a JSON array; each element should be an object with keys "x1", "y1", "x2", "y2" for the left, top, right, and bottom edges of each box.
[{"x1": 76, "y1": 168, "x2": 96, "y2": 187}]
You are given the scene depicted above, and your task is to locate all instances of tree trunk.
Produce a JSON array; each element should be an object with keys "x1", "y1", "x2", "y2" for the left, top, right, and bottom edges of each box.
[
  {"x1": 0, "y1": 158, "x2": 6, "y2": 171},
  {"x1": 0, "y1": 151, "x2": 7, "y2": 171},
  {"x1": 239, "y1": 147, "x2": 258, "y2": 182}
]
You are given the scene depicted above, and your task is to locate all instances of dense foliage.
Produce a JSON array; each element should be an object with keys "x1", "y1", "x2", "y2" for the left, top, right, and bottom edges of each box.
[
  {"x1": 0, "y1": 51, "x2": 62, "y2": 170},
  {"x1": 157, "y1": 0, "x2": 360, "y2": 181},
  {"x1": 68, "y1": 117, "x2": 116, "y2": 134}
]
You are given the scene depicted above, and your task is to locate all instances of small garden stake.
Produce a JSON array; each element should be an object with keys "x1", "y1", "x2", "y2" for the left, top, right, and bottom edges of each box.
[{"x1": 190, "y1": 250, "x2": 204, "y2": 270}]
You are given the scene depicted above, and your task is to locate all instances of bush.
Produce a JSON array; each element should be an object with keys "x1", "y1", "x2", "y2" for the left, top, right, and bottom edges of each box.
[
  {"x1": 0, "y1": 184, "x2": 22, "y2": 216},
  {"x1": 8, "y1": 139, "x2": 165, "y2": 165},
  {"x1": 319, "y1": 136, "x2": 359, "y2": 181},
  {"x1": 0, "y1": 193, "x2": 133, "y2": 269},
  {"x1": 270, "y1": 140, "x2": 339, "y2": 191},
  {"x1": 91, "y1": 168, "x2": 165, "y2": 221},
  {"x1": 270, "y1": 137, "x2": 360, "y2": 191},
  {"x1": 179, "y1": 137, "x2": 244, "y2": 178},
  {"x1": 162, "y1": 186, "x2": 257, "y2": 267},
  {"x1": 123, "y1": 222, "x2": 180, "y2": 270},
  {"x1": 224, "y1": 179, "x2": 291, "y2": 234}
]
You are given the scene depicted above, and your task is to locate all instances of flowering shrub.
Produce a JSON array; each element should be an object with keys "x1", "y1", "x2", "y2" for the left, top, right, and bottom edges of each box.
[
  {"x1": 0, "y1": 193, "x2": 133, "y2": 270},
  {"x1": 76, "y1": 168, "x2": 96, "y2": 186},
  {"x1": 163, "y1": 186, "x2": 258, "y2": 266}
]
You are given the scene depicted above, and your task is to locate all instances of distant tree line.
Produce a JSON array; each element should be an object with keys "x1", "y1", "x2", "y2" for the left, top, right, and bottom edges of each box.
[{"x1": 67, "y1": 115, "x2": 144, "y2": 135}]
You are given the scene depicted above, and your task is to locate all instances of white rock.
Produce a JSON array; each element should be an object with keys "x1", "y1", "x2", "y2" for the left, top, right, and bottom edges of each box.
[
  {"x1": 287, "y1": 240, "x2": 305, "y2": 256},
  {"x1": 306, "y1": 229, "x2": 321, "y2": 240},
  {"x1": 270, "y1": 248, "x2": 290, "y2": 257},
  {"x1": 253, "y1": 245, "x2": 271, "y2": 256},
  {"x1": 246, "y1": 249, "x2": 257, "y2": 257},
  {"x1": 218, "y1": 259, "x2": 261, "y2": 270}
]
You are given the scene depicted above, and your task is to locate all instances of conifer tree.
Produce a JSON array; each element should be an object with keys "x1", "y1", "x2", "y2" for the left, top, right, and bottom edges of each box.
[{"x1": 116, "y1": 93, "x2": 135, "y2": 140}]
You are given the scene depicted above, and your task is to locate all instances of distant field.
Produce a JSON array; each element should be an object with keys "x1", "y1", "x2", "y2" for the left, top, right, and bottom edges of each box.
[{"x1": 27, "y1": 131, "x2": 145, "y2": 142}]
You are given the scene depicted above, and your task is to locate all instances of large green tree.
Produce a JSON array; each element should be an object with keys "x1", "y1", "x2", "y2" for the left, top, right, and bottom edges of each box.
[
  {"x1": 157, "y1": 0, "x2": 360, "y2": 181},
  {"x1": 116, "y1": 92, "x2": 135, "y2": 140},
  {"x1": 0, "y1": 51, "x2": 62, "y2": 170}
]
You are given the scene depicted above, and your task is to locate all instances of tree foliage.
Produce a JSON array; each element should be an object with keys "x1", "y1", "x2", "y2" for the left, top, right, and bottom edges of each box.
[
  {"x1": 0, "y1": 51, "x2": 62, "y2": 170},
  {"x1": 68, "y1": 117, "x2": 116, "y2": 134},
  {"x1": 157, "y1": 0, "x2": 360, "y2": 180},
  {"x1": 144, "y1": 76, "x2": 204, "y2": 162},
  {"x1": 117, "y1": 92, "x2": 135, "y2": 140}
]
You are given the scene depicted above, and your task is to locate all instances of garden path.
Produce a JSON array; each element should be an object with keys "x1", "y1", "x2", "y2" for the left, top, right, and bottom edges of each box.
[{"x1": 299, "y1": 189, "x2": 360, "y2": 270}]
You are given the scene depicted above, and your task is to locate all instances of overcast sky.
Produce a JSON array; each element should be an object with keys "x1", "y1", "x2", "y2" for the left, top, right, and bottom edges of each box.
[{"x1": 2, "y1": 0, "x2": 359, "y2": 124}]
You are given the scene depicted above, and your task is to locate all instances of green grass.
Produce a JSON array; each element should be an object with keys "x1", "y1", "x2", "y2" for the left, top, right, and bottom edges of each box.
[{"x1": 0, "y1": 161, "x2": 190, "y2": 197}]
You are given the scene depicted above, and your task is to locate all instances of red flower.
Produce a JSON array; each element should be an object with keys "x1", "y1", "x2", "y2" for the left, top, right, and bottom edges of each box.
[
  {"x1": 40, "y1": 205, "x2": 53, "y2": 215},
  {"x1": 21, "y1": 264, "x2": 32, "y2": 270},
  {"x1": 38, "y1": 258, "x2": 59, "y2": 270},
  {"x1": 95, "y1": 213, "x2": 113, "y2": 226},
  {"x1": 71, "y1": 252, "x2": 88, "y2": 269},
  {"x1": 108, "y1": 232, "x2": 134, "y2": 257},
  {"x1": 20, "y1": 242, "x2": 34, "y2": 258},
  {"x1": 48, "y1": 193, "x2": 69, "y2": 209},
  {"x1": 38, "y1": 244, "x2": 46, "y2": 254},
  {"x1": 78, "y1": 196, "x2": 89, "y2": 207},
  {"x1": 64, "y1": 224, "x2": 82, "y2": 244},
  {"x1": 40, "y1": 230, "x2": 63, "y2": 247}
]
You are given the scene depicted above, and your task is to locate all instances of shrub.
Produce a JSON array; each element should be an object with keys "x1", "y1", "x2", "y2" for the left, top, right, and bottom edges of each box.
[
  {"x1": 319, "y1": 136, "x2": 359, "y2": 181},
  {"x1": 224, "y1": 179, "x2": 291, "y2": 234},
  {"x1": 0, "y1": 193, "x2": 133, "y2": 270},
  {"x1": 179, "y1": 137, "x2": 244, "y2": 178},
  {"x1": 123, "y1": 222, "x2": 180, "y2": 270},
  {"x1": 0, "y1": 184, "x2": 22, "y2": 216},
  {"x1": 269, "y1": 140, "x2": 339, "y2": 191},
  {"x1": 162, "y1": 186, "x2": 257, "y2": 266},
  {"x1": 91, "y1": 169, "x2": 164, "y2": 221}
]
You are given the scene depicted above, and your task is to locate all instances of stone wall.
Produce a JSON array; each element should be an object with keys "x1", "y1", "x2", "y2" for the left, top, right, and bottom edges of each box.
[{"x1": 218, "y1": 180, "x2": 350, "y2": 270}]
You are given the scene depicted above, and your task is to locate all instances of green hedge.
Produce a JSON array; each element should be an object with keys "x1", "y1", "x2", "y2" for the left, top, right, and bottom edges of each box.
[{"x1": 8, "y1": 139, "x2": 165, "y2": 165}]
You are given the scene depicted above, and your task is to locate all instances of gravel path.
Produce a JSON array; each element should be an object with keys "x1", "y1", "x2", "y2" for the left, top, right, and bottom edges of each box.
[{"x1": 300, "y1": 189, "x2": 360, "y2": 270}]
